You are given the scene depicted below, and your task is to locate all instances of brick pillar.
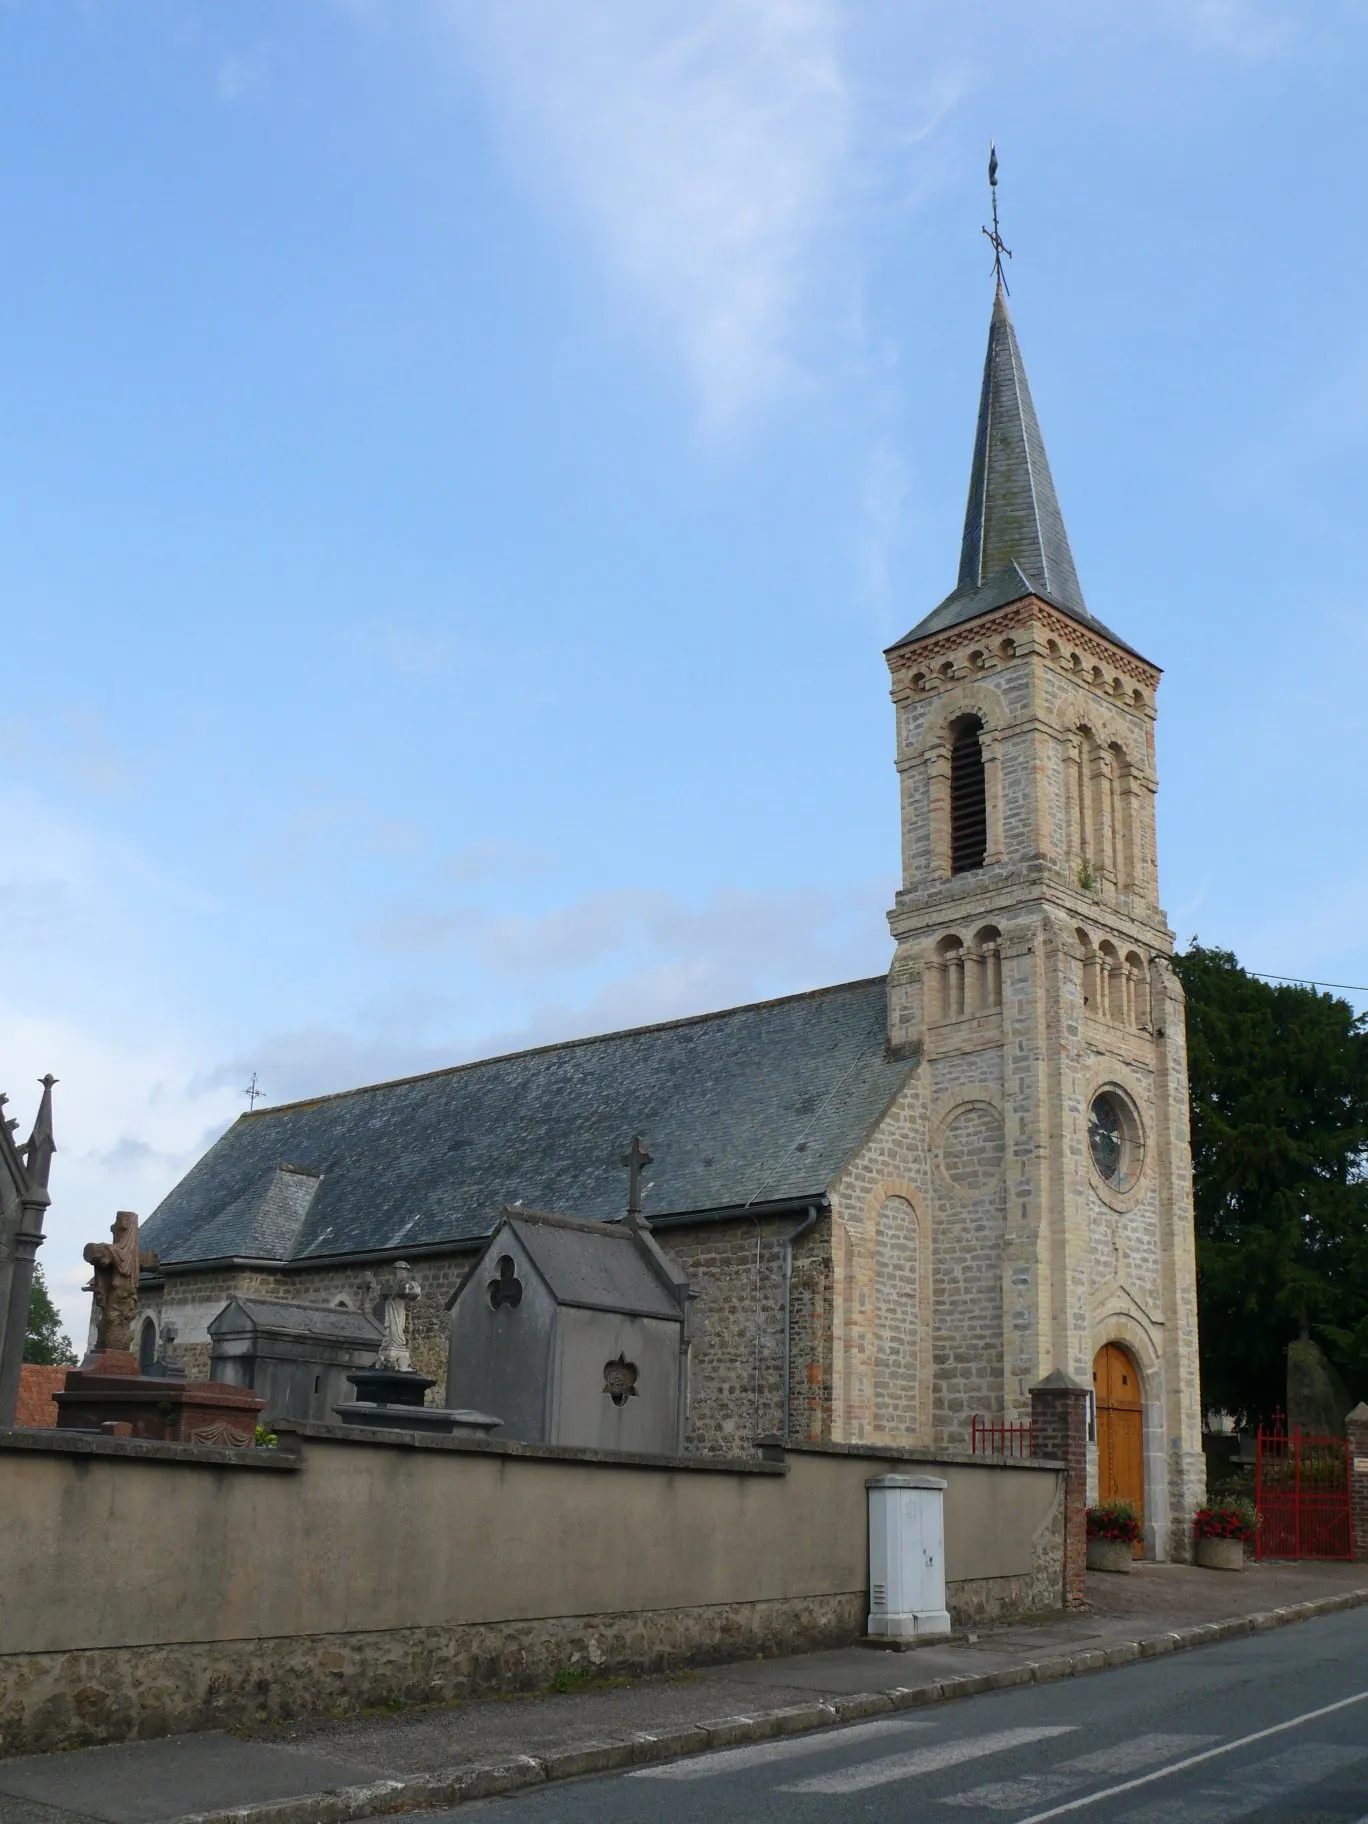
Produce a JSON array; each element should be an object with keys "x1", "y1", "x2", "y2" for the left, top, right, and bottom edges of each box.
[
  {"x1": 1031, "y1": 1369, "x2": 1091, "y2": 1609},
  {"x1": 1348, "y1": 1403, "x2": 1368, "y2": 1563}
]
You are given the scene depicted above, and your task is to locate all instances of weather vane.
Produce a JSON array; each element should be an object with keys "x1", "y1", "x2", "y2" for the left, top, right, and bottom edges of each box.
[
  {"x1": 982, "y1": 141, "x2": 1012, "y2": 293},
  {"x1": 245, "y1": 1071, "x2": 264, "y2": 1111}
]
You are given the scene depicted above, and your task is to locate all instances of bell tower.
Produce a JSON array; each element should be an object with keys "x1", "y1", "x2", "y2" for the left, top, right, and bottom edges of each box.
[{"x1": 884, "y1": 280, "x2": 1204, "y2": 1557}]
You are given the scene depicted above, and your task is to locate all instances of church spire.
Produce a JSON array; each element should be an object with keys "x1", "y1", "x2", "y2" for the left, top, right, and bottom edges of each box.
[
  {"x1": 955, "y1": 283, "x2": 1086, "y2": 617},
  {"x1": 890, "y1": 238, "x2": 1142, "y2": 654}
]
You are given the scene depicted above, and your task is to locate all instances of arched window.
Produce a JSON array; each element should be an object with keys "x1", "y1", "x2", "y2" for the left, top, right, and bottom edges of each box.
[
  {"x1": 949, "y1": 716, "x2": 987, "y2": 874},
  {"x1": 137, "y1": 1316, "x2": 158, "y2": 1375},
  {"x1": 1075, "y1": 726, "x2": 1100, "y2": 872},
  {"x1": 1125, "y1": 951, "x2": 1150, "y2": 1029},
  {"x1": 935, "y1": 933, "x2": 966, "y2": 1021},
  {"x1": 973, "y1": 925, "x2": 1003, "y2": 1012},
  {"x1": 1098, "y1": 940, "x2": 1124, "y2": 1022},
  {"x1": 1110, "y1": 744, "x2": 1135, "y2": 891},
  {"x1": 1077, "y1": 927, "x2": 1098, "y2": 1011}
]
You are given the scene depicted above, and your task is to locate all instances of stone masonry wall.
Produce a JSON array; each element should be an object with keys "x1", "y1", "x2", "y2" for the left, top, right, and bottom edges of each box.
[
  {"x1": 875, "y1": 1197, "x2": 920, "y2": 1438},
  {"x1": 135, "y1": 1253, "x2": 481, "y2": 1403},
  {"x1": 0, "y1": 1427, "x2": 1064, "y2": 1754},
  {"x1": 663, "y1": 1214, "x2": 828, "y2": 1456},
  {"x1": 137, "y1": 1219, "x2": 837, "y2": 1460},
  {"x1": 827, "y1": 1073, "x2": 931, "y2": 1447}
]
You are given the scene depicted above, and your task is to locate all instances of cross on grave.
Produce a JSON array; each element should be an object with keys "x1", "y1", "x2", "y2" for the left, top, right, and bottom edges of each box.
[
  {"x1": 488, "y1": 1254, "x2": 523, "y2": 1311},
  {"x1": 621, "y1": 1134, "x2": 653, "y2": 1225}
]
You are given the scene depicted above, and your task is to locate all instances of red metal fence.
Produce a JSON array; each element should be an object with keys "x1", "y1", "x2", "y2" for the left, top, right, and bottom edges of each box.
[
  {"x1": 970, "y1": 1415, "x2": 1035, "y2": 1458},
  {"x1": 1255, "y1": 1417, "x2": 1352, "y2": 1560}
]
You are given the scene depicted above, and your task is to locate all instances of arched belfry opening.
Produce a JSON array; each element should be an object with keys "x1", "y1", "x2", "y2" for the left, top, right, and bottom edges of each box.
[{"x1": 949, "y1": 716, "x2": 987, "y2": 874}]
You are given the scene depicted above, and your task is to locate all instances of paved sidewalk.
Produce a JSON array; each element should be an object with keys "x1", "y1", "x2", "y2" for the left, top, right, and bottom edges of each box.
[{"x1": 1, "y1": 1561, "x2": 1364, "y2": 1824}]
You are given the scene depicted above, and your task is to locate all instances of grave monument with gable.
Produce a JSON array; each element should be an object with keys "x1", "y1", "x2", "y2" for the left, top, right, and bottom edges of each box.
[{"x1": 445, "y1": 1139, "x2": 690, "y2": 1454}]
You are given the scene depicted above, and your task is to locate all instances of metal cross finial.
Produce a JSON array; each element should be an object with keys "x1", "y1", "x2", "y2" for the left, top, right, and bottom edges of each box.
[
  {"x1": 245, "y1": 1072, "x2": 264, "y2": 1111},
  {"x1": 621, "y1": 1134, "x2": 653, "y2": 1224},
  {"x1": 982, "y1": 140, "x2": 1012, "y2": 294}
]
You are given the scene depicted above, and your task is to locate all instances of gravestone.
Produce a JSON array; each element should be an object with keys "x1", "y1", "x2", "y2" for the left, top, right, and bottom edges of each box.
[
  {"x1": 208, "y1": 1297, "x2": 382, "y2": 1424},
  {"x1": 445, "y1": 1205, "x2": 689, "y2": 1454},
  {"x1": 1287, "y1": 1336, "x2": 1351, "y2": 1437},
  {"x1": 56, "y1": 1211, "x2": 263, "y2": 1445},
  {"x1": 336, "y1": 1262, "x2": 501, "y2": 1437}
]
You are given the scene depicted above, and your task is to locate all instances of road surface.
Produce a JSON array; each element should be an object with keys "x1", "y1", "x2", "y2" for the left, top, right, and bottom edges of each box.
[{"x1": 434, "y1": 1606, "x2": 1368, "y2": 1823}]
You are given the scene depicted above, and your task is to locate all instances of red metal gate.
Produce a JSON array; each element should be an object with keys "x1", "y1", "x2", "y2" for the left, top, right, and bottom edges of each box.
[{"x1": 1255, "y1": 1417, "x2": 1352, "y2": 1559}]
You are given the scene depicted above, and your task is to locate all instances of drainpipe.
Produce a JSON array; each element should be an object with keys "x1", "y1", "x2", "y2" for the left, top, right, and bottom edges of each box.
[{"x1": 781, "y1": 1204, "x2": 821, "y2": 1442}]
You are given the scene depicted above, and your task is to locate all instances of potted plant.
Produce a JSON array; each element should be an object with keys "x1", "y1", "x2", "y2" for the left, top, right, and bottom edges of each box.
[
  {"x1": 1192, "y1": 1498, "x2": 1255, "y2": 1569},
  {"x1": 1086, "y1": 1501, "x2": 1142, "y2": 1572}
]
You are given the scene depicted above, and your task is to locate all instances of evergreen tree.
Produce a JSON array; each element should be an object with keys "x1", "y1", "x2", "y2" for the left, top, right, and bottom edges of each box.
[
  {"x1": 24, "y1": 1263, "x2": 76, "y2": 1366},
  {"x1": 1174, "y1": 942, "x2": 1368, "y2": 1422}
]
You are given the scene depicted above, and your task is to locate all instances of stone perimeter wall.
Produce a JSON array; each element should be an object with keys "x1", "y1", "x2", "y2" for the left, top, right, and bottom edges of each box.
[{"x1": 0, "y1": 1427, "x2": 1064, "y2": 1755}]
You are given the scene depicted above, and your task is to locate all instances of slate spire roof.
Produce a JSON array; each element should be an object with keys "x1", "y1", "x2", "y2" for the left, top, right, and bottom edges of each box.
[{"x1": 891, "y1": 284, "x2": 1136, "y2": 655}]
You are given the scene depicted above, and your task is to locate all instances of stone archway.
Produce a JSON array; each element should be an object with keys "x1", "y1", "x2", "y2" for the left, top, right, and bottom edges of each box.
[{"x1": 1093, "y1": 1341, "x2": 1144, "y2": 1557}]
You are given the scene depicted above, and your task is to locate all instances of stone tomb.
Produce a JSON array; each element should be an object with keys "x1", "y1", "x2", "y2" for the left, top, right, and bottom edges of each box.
[
  {"x1": 446, "y1": 1208, "x2": 689, "y2": 1455},
  {"x1": 208, "y1": 1297, "x2": 383, "y2": 1425},
  {"x1": 56, "y1": 1210, "x2": 263, "y2": 1446}
]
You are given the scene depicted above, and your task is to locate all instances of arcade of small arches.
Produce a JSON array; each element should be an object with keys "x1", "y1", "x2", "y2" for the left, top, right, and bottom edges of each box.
[
  {"x1": 929, "y1": 926, "x2": 1003, "y2": 1022},
  {"x1": 1066, "y1": 722, "x2": 1151, "y2": 897},
  {"x1": 1077, "y1": 927, "x2": 1151, "y2": 1029},
  {"x1": 913, "y1": 699, "x2": 1153, "y2": 896}
]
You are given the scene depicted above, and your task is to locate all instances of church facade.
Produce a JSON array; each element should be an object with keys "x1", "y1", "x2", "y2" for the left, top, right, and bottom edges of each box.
[{"x1": 135, "y1": 281, "x2": 1204, "y2": 1557}]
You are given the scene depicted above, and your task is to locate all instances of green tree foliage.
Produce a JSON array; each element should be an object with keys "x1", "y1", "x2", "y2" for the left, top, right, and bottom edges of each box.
[
  {"x1": 24, "y1": 1262, "x2": 76, "y2": 1366},
  {"x1": 1174, "y1": 942, "x2": 1368, "y2": 1422}
]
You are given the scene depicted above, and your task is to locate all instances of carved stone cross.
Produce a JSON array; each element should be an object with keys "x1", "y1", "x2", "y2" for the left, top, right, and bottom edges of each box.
[
  {"x1": 83, "y1": 1211, "x2": 159, "y2": 1361},
  {"x1": 621, "y1": 1134, "x2": 653, "y2": 1225}
]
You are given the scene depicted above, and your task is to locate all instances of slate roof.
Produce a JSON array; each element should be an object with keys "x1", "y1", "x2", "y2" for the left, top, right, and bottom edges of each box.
[
  {"x1": 490, "y1": 1213, "x2": 684, "y2": 1321},
  {"x1": 142, "y1": 976, "x2": 914, "y2": 1268},
  {"x1": 891, "y1": 287, "x2": 1144, "y2": 662}
]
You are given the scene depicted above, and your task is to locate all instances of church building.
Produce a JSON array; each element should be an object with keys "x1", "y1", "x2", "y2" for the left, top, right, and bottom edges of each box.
[{"x1": 135, "y1": 278, "x2": 1204, "y2": 1558}]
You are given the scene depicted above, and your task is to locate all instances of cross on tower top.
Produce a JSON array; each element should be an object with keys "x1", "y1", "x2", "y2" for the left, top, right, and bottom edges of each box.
[
  {"x1": 621, "y1": 1134, "x2": 653, "y2": 1227},
  {"x1": 982, "y1": 141, "x2": 1012, "y2": 293}
]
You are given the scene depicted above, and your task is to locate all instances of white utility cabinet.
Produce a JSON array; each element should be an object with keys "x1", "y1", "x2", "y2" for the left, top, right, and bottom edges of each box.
[{"x1": 866, "y1": 1472, "x2": 952, "y2": 1639}]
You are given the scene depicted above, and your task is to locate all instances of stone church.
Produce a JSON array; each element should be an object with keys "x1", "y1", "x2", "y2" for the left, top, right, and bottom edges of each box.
[{"x1": 135, "y1": 279, "x2": 1204, "y2": 1557}]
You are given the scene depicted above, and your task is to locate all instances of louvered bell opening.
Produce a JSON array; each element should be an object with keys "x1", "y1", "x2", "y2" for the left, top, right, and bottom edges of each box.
[{"x1": 950, "y1": 720, "x2": 987, "y2": 874}]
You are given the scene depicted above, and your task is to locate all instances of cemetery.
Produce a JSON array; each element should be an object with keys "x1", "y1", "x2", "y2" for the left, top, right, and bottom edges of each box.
[{"x1": 0, "y1": 1156, "x2": 1078, "y2": 1757}]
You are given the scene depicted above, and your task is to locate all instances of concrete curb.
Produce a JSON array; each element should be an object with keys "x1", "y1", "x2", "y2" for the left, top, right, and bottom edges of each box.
[{"x1": 174, "y1": 1587, "x2": 1368, "y2": 1824}]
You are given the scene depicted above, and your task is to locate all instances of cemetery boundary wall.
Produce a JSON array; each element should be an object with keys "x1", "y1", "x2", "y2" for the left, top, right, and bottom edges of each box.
[{"x1": 0, "y1": 1424, "x2": 1064, "y2": 1755}]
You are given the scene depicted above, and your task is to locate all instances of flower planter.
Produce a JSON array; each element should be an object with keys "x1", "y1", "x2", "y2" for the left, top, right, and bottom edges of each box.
[
  {"x1": 1195, "y1": 1536, "x2": 1244, "y2": 1571},
  {"x1": 1086, "y1": 1538, "x2": 1134, "y2": 1573}
]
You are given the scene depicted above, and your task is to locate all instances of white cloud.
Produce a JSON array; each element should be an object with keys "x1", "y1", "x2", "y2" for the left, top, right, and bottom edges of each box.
[
  {"x1": 352, "y1": 622, "x2": 462, "y2": 679},
  {"x1": 443, "y1": 0, "x2": 849, "y2": 423},
  {"x1": 361, "y1": 876, "x2": 889, "y2": 983},
  {"x1": 1169, "y1": 0, "x2": 1300, "y2": 58}
]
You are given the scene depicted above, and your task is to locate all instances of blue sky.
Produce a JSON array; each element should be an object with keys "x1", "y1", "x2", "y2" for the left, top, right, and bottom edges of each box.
[{"x1": 4, "y1": 0, "x2": 1367, "y2": 1340}]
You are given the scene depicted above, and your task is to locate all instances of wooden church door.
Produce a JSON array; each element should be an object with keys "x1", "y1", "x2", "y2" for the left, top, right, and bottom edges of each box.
[{"x1": 1093, "y1": 1342, "x2": 1144, "y2": 1556}]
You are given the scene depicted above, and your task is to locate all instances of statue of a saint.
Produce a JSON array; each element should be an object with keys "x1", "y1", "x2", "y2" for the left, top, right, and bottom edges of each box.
[
  {"x1": 83, "y1": 1211, "x2": 159, "y2": 1360},
  {"x1": 373, "y1": 1262, "x2": 421, "y2": 1372}
]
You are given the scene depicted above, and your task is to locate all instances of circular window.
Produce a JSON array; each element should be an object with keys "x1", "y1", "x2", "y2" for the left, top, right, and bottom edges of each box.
[{"x1": 1088, "y1": 1090, "x2": 1142, "y2": 1193}]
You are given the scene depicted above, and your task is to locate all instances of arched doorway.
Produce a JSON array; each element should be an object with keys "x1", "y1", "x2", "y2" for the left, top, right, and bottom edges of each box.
[{"x1": 1093, "y1": 1342, "x2": 1144, "y2": 1556}]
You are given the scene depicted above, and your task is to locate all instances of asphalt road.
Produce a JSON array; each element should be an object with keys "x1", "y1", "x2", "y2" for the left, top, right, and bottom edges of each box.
[{"x1": 433, "y1": 1608, "x2": 1368, "y2": 1824}]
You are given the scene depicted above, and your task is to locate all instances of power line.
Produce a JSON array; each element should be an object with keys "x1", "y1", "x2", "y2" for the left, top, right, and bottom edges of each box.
[{"x1": 1248, "y1": 971, "x2": 1368, "y2": 994}]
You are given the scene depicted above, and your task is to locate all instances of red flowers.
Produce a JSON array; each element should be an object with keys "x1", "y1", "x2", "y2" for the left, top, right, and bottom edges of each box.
[
  {"x1": 1192, "y1": 1501, "x2": 1256, "y2": 1542},
  {"x1": 1086, "y1": 1501, "x2": 1142, "y2": 1543}
]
